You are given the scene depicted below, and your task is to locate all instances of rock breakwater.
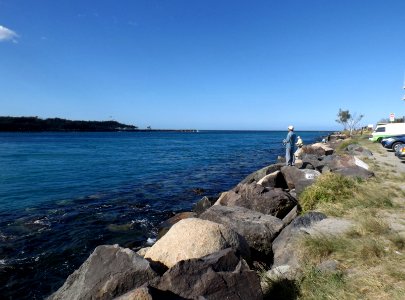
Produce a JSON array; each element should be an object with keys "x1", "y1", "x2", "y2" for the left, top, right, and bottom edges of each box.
[{"x1": 49, "y1": 134, "x2": 373, "y2": 300}]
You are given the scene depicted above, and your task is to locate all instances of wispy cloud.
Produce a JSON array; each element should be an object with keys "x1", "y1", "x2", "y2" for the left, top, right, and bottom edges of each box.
[{"x1": 0, "y1": 25, "x2": 18, "y2": 43}]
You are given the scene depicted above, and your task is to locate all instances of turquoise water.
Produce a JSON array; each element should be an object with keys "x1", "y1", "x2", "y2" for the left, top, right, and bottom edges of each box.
[{"x1": 0, "y1": 131, "x2": 328, "y2": 299}]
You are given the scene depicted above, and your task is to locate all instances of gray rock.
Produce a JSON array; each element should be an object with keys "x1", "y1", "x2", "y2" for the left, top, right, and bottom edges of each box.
[
  {"x1": 302, "y1": 217, "x2": 354, "y2": 237},
  {"x1": 220, "y1": 183, "x2": 297, "y2": 218},
  {"x1": 301, "y1": 153, "x2": 323, "y2": 170},
  {"x1": 257, "y1": 170, "x2": 288, "y2": 189},
  {"x1": 334, "y1": 166, "x2": 374, "y2": 179},
  {"x1": 272, "y1": 212, "x2": 327, "y2": 270},
  {"x1": 114, "y1": 286, "x2": 187, "y2": 300},
  {"x1": 239, "y1": 163, "x2": 284, "y2": 185},
  {"x1": 200, "y1": 205, "x2": 284, "y2": 256},
  {"x1": 150, "y1": 248, "x2": 263, "y2": 300},
  {"x1": 346, "y1": 144, "x2": 373, "y2": 158},
  {"x1": 281, "y1": 205, "x2": 299, "y2": 226},
  {"x1": 193, "y1": 196, "x2": 215, "y2": 216},
  {"x1": 280, "y1": 166, "x2": 321, "y2": 195},
  {"x1": 48, "y1": 244, "x2": 158, "y2": 300}
]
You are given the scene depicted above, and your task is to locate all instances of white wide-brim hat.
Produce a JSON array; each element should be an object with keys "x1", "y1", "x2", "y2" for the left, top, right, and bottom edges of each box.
[{"x1": 288, "y1": 125, "x2": 294, "y2": 130}]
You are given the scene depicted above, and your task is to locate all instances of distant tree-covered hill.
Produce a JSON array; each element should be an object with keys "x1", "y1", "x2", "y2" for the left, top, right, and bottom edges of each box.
[{"x1": 0, "y1": 117, "x2": 138, "y2": 132}]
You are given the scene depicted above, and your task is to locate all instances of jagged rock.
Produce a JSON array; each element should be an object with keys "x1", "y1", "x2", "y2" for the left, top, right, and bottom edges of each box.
[
  {"x1": 157, "y1": 211, "x2": 196, "y2": 239},
  {"x1": 217, "y1": 183, "x2": 297, "y2": 218},
  {"x1": 301, "y1": 153, "x2": 323, "y2": 170},
  {"x1": 144, "y1": 218, "x2": 250, "y2": 268},
  {"x1": 136, "y1": 247, "x2": 151, "y2": 257},
  {"x1": 239, "y1": 163, "x2": 284, "y2": 184},
  {"x1": 346, "y1": 144, "x2": 373, "y2": 158},
  {"x1": 114, "y1": 286, "x2": 187, "y2": 300},
  {"x1": 301, "y1": 145, "x2": 328, "y2": 157},
  {"x1": 257, "y1": 170, "x2": 288, "y2": 189},
  {"x1": 199, "y1": 205, "x2": 284, "y2": 256},
  {"x1": 312, "y1": 143, "x2": 334, "y2": 155},
  {"x1": 271, "y1": 214, "x2": 354, "y2": 281},
  {"x1": 302, "y1": 218, "x2": 354, "y2": 236},
  {"x1": 150, "y1": 248, "x2": 263, "y2": 300},
  {"x1": 193, "y1": 196, "x2": 215, "y2": 216},
  {"x1": 48, "y1": 245, "x2": 158, "y2": 300},
  {"x1": 334, "y1": 166, "x2": 374, "y2": 179},
  {"x1": 280, "y1": 166, "x2": 321, "y2": 195},
  {"x1": 281, "y1": 205, "x2": 299, "y2": 226},
  {"x1": 322, "y1": 154, "x2": 355, "y2": 170},
  {"x1": 214, "y1": 190, "x2": 242, "y2": 206},
  {"x1": 272, "y1": 212, "x2": 327, "y2": 272}
]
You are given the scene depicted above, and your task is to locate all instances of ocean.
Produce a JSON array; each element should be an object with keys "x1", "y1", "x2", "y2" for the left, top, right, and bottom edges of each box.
[{"x1": 0, "y1": 130, "x2": 329, "y2": 299}]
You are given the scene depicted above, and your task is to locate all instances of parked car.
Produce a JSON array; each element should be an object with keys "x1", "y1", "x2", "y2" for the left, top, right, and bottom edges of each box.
[
  {"x1": 395, "y1": 145, "x2": 405, "y2": 160},
  {"x1": 381, "y1": 135, "x2": 405, "y2": 151}
]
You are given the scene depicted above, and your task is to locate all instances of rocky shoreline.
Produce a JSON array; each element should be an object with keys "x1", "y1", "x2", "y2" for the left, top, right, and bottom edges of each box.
[{"x1": 48, "y1": 133, "x2": 375, "y2": 300}]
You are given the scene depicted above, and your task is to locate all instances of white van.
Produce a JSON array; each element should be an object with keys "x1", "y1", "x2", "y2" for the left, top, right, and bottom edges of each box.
[{"x1": 369, "y1": 123, "x2": 405, "y2": 142}]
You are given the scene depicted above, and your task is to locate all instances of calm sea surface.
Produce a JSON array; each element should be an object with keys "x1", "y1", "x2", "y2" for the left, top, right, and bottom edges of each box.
[{"x1": 0, "y1": 131, "x2": 329, "y2": 299}]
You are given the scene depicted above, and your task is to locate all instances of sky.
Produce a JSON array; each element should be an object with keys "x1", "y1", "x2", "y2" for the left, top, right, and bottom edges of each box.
[{"x1": 1, "y1": 0, "x2": 405, "y2": 130}]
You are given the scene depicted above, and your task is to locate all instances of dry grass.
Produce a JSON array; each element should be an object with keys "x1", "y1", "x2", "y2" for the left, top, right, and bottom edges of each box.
[{"x1": 288, "y1": 137, "x2": 405, "y2": 299}]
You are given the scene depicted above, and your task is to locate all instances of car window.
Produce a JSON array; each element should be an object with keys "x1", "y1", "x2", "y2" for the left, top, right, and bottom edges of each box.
[{"x1": 375, "y1": 127, "x2": 386, "y2": 132}]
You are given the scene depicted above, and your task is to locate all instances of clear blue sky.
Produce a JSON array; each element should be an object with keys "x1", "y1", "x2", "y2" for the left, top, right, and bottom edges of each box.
[{"x1": 1, "y1": 0, "x2": 405, "y2": 130}]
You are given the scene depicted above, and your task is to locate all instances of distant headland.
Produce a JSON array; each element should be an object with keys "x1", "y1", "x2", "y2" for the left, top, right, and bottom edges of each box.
[{"x1": 0, "y1": 117, "x2": 197, "y2": 132}]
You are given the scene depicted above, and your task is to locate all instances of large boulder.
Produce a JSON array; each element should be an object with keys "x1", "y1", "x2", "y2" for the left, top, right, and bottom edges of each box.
[
  {"x1": 216, "y1": 183, "x2": 297, "y2": 218},
  {"x1": 239, "y1": 163, "x2": 284, "y2": 185},
  {"x1": 346, "y1": 144, "x2": 373, "y2": 158},
  {"x1": 48, "y1": 245, "x2": 158, "y2": 300},
  {"x1": 272, "y1": 212, "x2": 327, "y2": 272},
  {"x1": 322, "y1": 155, "x2": 374, "y2": 179},
  {"x1": 311, "y1": 143, "x2": 334, "y2": 155},
  {"x1": 301, "y1": 153, "x2": 324, "y2": 170},
  {"x1": 269, "y1": 213, "x2": 354, "y2": 283},
  {"x1": 334, "y1": 166, "x2": 374, "y2": 179},
  {"x1": 150, "y1": 248, "x2": 263, "y2": 300},
  {"x1": 280, "y1": 166, "x2": 321, "y2": 195},
  {"x1": 144, "y1": 218, "x2": 250, "y2": 268},
  {"x1": 157, "y1": 211, "x2": 196, "y2": 239},
  {"x1": 257, "y1": 170, "x2": 288, "y2": 189},
  {"x1": 199, "y1": 205, "x2": 284, "y2": 256}
]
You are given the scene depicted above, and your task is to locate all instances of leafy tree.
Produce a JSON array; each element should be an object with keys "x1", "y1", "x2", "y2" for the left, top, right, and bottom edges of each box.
[
  {"x1": 336, "y1": 109, "x2": 363, "y2": 134},
  {"x1": 346, "y1": 112, "x2": 364, "y2": 134},
  {"x1": 336, "y1": 109, "x2": 351, "y2": 130}
]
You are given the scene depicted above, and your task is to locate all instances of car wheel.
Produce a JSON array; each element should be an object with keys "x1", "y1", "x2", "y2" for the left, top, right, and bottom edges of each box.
[{"x1": 392, "y1": 142, "x2": 404, "y2": 152}]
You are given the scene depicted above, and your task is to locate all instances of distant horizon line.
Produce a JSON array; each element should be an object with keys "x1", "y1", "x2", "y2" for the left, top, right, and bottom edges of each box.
[{"x1": 0, "y1": 115, "x2": 338, "y2": 132}]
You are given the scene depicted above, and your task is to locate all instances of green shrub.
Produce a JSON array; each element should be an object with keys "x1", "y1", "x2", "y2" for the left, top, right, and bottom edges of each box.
[{"x1": 299, "y1": 173, "x2": 357, "y2": 211}]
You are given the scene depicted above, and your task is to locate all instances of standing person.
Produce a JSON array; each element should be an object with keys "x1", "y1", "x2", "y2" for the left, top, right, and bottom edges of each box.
[{"x1": 283, "y1": 125, "x2": 297, "y2": 166}]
